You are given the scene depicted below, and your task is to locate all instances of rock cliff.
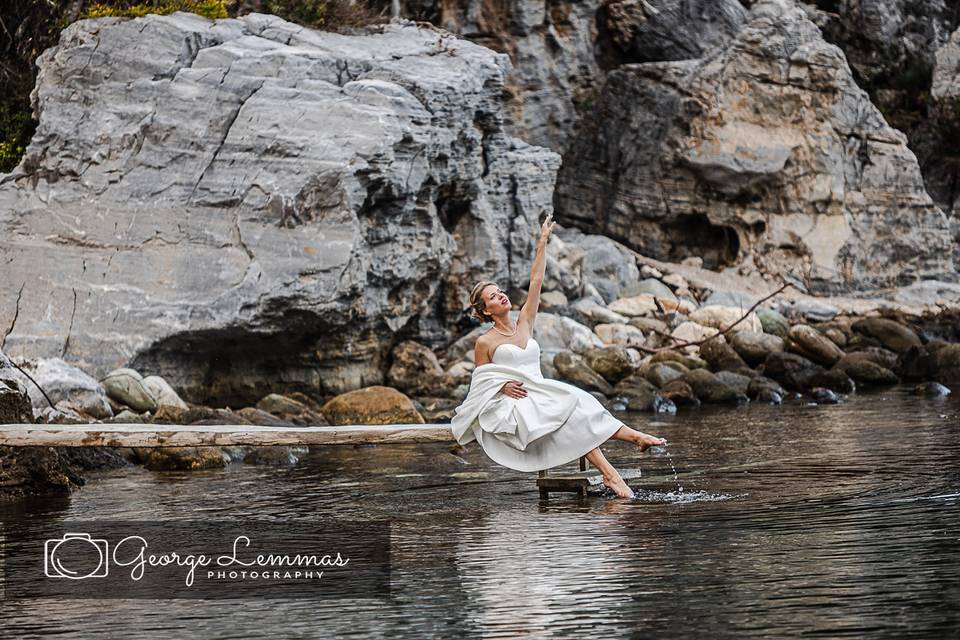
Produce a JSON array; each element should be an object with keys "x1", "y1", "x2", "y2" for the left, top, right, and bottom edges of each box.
[
  {"x1": 0, "y1": 12, "x2": 558, "y2": 405},
  {"x1": 555, "y1": 0, "x2": 956, "y2": 293}
]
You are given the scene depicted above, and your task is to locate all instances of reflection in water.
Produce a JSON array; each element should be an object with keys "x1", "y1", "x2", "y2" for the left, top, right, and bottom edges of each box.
[{"x1": 0, "y1": 386, "x2": 958, "y2": 638}]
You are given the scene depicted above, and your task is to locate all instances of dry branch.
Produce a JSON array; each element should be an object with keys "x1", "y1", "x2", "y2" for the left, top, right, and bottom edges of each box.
[{"x1": 636, "y1": 282, "x2": 793, "y2": 354}]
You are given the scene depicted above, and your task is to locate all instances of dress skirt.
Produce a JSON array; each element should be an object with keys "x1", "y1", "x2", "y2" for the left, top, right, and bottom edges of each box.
[{"x1": 471, "y1": 378, "x2": 625, "y2": 473}]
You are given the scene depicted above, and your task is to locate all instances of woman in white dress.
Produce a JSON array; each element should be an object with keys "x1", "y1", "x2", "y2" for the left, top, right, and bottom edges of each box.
[{"x1": 451, "y1": 213, "x2": 666, "y2": 498}]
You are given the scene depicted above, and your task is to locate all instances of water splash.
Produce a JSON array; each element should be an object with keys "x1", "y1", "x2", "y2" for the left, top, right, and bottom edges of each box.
[
  {"x1": 653, "y1": 446, "x2": 684, "y2": 495},
  {"x1": 630, "y1": 489, "x2": 745, "y2": 504}
]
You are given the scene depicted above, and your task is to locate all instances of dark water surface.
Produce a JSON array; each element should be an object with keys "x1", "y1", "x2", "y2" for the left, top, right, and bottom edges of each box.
[{"x1": 2, "y1": 386, "x2": 958, "y2": 638}]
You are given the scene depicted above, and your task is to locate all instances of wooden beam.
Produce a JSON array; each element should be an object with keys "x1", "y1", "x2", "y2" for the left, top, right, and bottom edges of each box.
[{"x1": 0, "y1": 423, "x2": 457, "y2": 448}]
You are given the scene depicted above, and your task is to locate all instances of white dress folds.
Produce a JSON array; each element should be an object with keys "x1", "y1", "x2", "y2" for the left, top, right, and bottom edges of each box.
[{"x1": 450, "y1": 338, "x2": 625, "y2": 472}]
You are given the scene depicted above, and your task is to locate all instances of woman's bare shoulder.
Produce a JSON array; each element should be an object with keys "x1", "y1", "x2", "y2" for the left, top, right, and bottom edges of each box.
[{"x1": 475, "y1": 331, "x2": 496, "y2": 361}]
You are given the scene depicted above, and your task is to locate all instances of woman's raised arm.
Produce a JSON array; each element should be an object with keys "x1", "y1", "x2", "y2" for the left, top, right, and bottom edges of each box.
[{"x1": 518, "y1": 213, "x2": 555, "y2": 328}]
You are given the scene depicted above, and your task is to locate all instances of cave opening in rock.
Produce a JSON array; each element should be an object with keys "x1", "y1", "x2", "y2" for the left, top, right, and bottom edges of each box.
[
  {"x1": 814, "y1": 0, "x2": 840, "y2": 13},
  {"x1": 128, "y1": 309, "x2": 380, "y2": 409},
  {"x1": 435, "y1": 187, "x2": 472, "y2": 235},
  {"x1": 661, "y1": 213, "x2": 740, "y2": 269}
]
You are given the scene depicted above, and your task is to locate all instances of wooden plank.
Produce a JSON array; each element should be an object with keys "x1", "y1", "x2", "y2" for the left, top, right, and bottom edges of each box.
[
  {"x1": 0, "y1": 423, "x2": 457, "y2": 447},
  {"x1": 537, "y1": 468, "x2": 642, "y2": 490}
]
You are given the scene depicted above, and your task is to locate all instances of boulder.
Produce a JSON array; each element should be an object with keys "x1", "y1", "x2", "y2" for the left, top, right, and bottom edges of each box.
[
  {"x1": 150, "y1": 403, "x2": 190, "y2": 424},
  {"x1": 756, "y1": 308, "x2": 790, "y2": 338},
  {"x1": 539, "y1": 290, "x2": 569, "y2": 310},
  {"x1": 387, "y1": 341, "x2": 446, "y2": 397},
  {"x1": 670, "y1": 321, "x2": 719, "y2": 354},
  {"x1": 142, "y1": 375, "x2": 188, "y2": 410},
  {"x1": 689, "y1": 306, "x2": 762, "y2": 334},
  {"x1": 594, "y1": 323, "x2": 647, "y2": 348},
  {"x1": 660, "y1": 379, "x2": 701, "y2": 407},
  {"x1": 234, "y1": 407, "x2": 293, "y2": 427},
  {"x1": 257, "y1": 393, "x2": 311, "y2": 415},
  {"x1": 608, "y1": 294, "x2": 659, "y2": 317},
  {"x1": 641, "y1": 362, "x2": 688, "y2": 388},
  {"x1": 553, "y1": 352, "x2": 614, "y2": 395},
  {"x1": 787, "y1": 325, "x2": 844, "y2": 366},
  {"x1": 101, "y1": 368, "x2": 158, "y2": 413},
  {"x1": 842, "y1": 361, "x2": 899, "y2": 386},
  {"x1": 650, "y1": 350, "x2": 708, "y2": 370},
  {"x1": 139, "y1": 447, "x2": 229, "y2": 471},
  {"x1": 7, "y1": 357, "x2": 113, "y2": 419},
  {"x1": 836, "y1": 348, "x2": 900, "y2": 373},
  {"x1": 622, "y1": 278, "x2": 676, "y2": 300},
  {"x1": 682, "y1": 368, "x2": 745, "y2": 403},
  {"x1": 243, "y1": 445, "x2": 308, "y2": 465},
  {"x1": 747, "y1": 376, "x2": 786, "y2": 403},
  {"x1": 321, "y1": 386, "x2": 425, "y2": 425},
  {"x1": 532, "y1": 313, "x2": 606, "y2": 356},
  {"x1": 555, "y1": 227, "x2": 640, "y2": 303},
  {"x1": 730, "y1": 331, "x2": 785, "y2": 367},
  {"x1": 851, "y1": 318, "x2": 922, "y2": 354},
  {"x1": 699, "y1": 336, "x2": 752, "y2": 372},
  {"x1": 0, "y1": 13, "x2": 559, "y2": 407},
  {"x1": 931, "y1": 343, "x2": 960, "y2": 385},
  {"x1": 0, "y1": 352, "x2": 33, "y2": 425},
  {"x1": 628, "y1": 317, "x2": 670, "y2": 336},
  {"x1": 811, "y1": 388, "x2": 841, "y2": 404},
  {"x1": 761, "y1": 351, "x2": 825, "y2": 391},
  {"x1": 912, "y1": 382, "x2": 951, "y2": 397},
  {"x1": 821, "y1": 327, "x2": 848, "y2": 349},
  {"x1": 583, "y1": 346, "x2": 636, "y2": 384},
  {"x1": 808, "y1": 369, "x2": 856, "y2": 394},
  {"x1": 611, "y1": 375, "x2": 660, "y2": 411},
  {"x1": 570, "y1": 298, "x2": 631, "y2": 326},
  {"x1": 715, "y1": 371, "x2": 751, "y2": 395}
]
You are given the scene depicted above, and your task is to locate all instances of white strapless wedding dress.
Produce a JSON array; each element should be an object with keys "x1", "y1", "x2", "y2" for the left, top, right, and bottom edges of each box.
[{"x1": 455, "y1": 337, "x2": 625, "y2": 472}]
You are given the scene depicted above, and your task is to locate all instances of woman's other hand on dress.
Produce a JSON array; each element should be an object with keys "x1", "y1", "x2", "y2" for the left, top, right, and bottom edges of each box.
[{"x1": 499, "y1": 380, "x2": 528, "y2": 399}]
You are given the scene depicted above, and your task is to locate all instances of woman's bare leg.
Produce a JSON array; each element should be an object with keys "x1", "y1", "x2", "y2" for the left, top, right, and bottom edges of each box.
[
  {"x1": 585, "y1": 447, "x2": 634, "y2": 498},
  {"x1": 609, "y1": 424, "x2": 667, "y2": 451}
]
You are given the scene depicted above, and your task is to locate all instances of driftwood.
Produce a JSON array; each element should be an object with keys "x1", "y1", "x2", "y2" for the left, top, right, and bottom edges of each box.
[
  {"x1": 636, "y1": 282, "x2": 793, "y2": 354},
  {"x1": 0, "y1": 423, "x2": 457, "y2": 447}
]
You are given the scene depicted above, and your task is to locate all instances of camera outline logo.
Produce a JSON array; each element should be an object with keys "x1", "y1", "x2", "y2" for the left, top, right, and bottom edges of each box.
[{"x1": 44, "y1": 532, "x2": 110, "y2": 579}]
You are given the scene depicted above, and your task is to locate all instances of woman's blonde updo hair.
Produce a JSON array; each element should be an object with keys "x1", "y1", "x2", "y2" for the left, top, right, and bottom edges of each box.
[{"x1": 469, "y1": 280, "x2": 498, "y2": 322}]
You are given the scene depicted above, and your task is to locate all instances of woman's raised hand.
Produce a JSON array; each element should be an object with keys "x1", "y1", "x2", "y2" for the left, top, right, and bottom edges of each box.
[
  {"x1": 540, "y1": 212, "x2": 555, "y2": 240},
  {"x1": 499, "y1": 380, "x2": 528, "y2": 399}
]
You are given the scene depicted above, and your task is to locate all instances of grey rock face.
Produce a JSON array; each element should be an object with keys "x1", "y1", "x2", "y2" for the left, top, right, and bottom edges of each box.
[
  {"x1": 932, "y1": 27, "x2": 960, "y2": 99},
  {"x1": 804, "y1": 1, "x2": 960, "y2": 259},
  {"x1": 403, "y1": 0, "x2": 746, "y2": 153},
  {"x1": 598, "y1": 0, "x2": 747, "y2": 66},
  {"x1": 0, "y1": 13, "x2": 558, "y2": 405},
  {"x1": 556, "y1": 0, "x2": 955, "y2": 293}
]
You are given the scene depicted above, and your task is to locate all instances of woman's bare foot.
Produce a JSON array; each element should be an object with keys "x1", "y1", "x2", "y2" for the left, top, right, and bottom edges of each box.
[
  {"x1": 603, "y1": 472, "x2": 635, "y2": 499},
  {"x1": 633, "y1": 430, "x2": 667, "y2": 452}
]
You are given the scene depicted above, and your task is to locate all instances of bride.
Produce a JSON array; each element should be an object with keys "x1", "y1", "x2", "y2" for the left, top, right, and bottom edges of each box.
[{"x1": 450, "y1": 213, "x2": 667, "y2": 499}]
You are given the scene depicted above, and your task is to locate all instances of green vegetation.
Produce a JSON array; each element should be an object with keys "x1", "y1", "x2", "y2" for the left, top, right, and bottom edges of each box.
[
  {"x1": 0, "y1": 0, "x2": 387, "y2": 173},
  {"x1": 81, "y1": 0, "x2": 230, "y2": 19},
  {"x1": 0, "y1": 94, "x2": 34, "y2": 172}
]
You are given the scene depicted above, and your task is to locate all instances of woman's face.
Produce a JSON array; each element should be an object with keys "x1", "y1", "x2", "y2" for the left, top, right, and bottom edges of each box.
[{"x1": 481, "y1": 284, "x2": 511, "y2": 315}]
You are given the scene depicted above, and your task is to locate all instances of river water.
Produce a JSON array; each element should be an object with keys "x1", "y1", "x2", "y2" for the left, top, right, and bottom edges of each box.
[{"x1": 1, "y1": 386, "x2": 958, "y2": 638}]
